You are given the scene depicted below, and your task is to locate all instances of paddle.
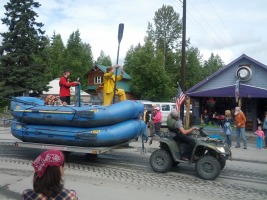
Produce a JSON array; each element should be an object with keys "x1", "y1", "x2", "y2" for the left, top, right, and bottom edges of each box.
[{"x1": 112, "y1": 23, "x2": 124, "y2": 104}]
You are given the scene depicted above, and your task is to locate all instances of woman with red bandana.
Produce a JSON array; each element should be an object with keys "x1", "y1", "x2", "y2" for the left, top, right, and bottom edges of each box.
[{"x1": 21, "y1": 150, "x2": 78, "y2": 200}]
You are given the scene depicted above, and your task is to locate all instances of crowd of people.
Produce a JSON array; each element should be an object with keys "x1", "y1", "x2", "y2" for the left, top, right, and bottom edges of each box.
[{"x1": 203, "y1": 106, "x2": 267, "y2": 150}]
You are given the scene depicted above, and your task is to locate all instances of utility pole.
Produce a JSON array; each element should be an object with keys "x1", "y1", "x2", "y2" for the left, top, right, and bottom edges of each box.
[
  {"x1": 181, "y1": 0, "x2": 186, "y2": 118},
  {"x1": 181, "y1": 0, "x2": 186, "y2": 92}
]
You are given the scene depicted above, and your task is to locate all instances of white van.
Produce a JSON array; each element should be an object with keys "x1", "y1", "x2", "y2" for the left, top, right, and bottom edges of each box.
[{"x1": 142, "y1": 102, "x2": 176, "y2": 126}]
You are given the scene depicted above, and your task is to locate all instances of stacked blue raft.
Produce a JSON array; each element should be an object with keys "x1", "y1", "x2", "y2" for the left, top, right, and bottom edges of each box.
[{"x1": 10, "y1": 97, "x2": 146, "y2": 147}]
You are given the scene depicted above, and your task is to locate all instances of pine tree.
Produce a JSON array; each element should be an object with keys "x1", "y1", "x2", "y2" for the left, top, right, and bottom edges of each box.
[{"x1": 0, "y1": 0, "x2": 48, "y2": 98}]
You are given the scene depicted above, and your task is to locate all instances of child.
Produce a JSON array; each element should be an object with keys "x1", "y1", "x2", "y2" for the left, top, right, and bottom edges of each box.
[
  {"x1": 255, "y1": 125, "x2": 265, "y2": 149},
  {"x1": 223, "y1": 110, "x2": 234, "y2": 147}
]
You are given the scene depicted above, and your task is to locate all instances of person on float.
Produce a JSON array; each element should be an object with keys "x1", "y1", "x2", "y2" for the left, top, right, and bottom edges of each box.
[{"x1": 103, "y1": 65, "x2": 126, "y2": 106}]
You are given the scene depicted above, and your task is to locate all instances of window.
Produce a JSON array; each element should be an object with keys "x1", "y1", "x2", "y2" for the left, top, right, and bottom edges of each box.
[
  {"x1": 162, "y1": 104, "x2": 170, "y2": 111},
  {"x1": 94, "y1": 76, "x2": 103, "y2": 84}
]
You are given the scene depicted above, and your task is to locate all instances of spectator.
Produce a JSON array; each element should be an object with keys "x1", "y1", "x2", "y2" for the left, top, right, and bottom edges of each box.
[
  {"x1": 21, "y1": 150, "x2": 78, "y2": 200},
  {"x1": 142, "y1": 107, "x2": 150, "y2": 143},
  {"x1": 223, "y1": 110, "x2": 234, "y2": 147},
  {"x1": 149, "y1": 106, "x2": 162, "y2": 145},
  {"x1": 149, "y1": 104, "x2": 157, "y2": 137},
  {"x1": 201, "y1": 109, "x2": 211, "y2": 125},
  {"x1": 153, "y1": 107, "x2": 162, "y2": 137},
  {"x1": 103, "y1": 65, "x2": 126, "y2": 106},
  {"x1": 234, "y1": 107, "x2": 247, "y2": 149},
  {"x1": 255, "y1": 125, "x2": 265, "y2": 149},
  {"x1": 59, "y1": 70, "x2": 80, "y2": 105}
]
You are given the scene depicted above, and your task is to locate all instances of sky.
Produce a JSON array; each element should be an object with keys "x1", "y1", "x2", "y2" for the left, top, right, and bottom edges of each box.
[{"x1": 0, "y1": 0, "x2": 267, "y2": 66}]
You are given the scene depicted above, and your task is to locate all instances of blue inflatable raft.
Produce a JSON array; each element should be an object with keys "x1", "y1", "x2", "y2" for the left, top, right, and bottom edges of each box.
[
  {"x1": 11, "y1": 119, "x2": 146, "y2": 147},
  {"x1": 10, "y1": 97, "x2": 144, "y2": 128}
]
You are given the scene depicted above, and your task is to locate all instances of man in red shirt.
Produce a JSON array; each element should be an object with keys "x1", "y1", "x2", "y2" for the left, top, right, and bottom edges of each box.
[{"x1": 59, "y1": 70, "x2": 80, "y2": 105}]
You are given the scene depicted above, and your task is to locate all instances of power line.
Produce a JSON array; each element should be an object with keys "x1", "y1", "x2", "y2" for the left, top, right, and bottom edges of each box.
[
  {"x1": 207, "y1": 0, "x2": 242, "y2": 52},
  {"x1": 170, "y1": 0, "x2": 227, "y2": 50},
  {"x1": 187, "y1": 0, "x2": 230, "y2": 49}
]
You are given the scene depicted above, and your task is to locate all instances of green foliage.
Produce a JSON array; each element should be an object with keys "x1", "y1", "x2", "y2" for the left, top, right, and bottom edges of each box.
[
  {"x1": 203, "y1": 53, "x2": 224, "y2": 77},
  {"x1": 146, "y1": 4, "x2": 183, "y2": 91},
  {"x1": 44, "y1": 33, "x2": 66, "y2": 81},
  {"x1": 63, "y1": 30, "x2": 94, "y2": 89},
  {"x1": 0, "y1": 0, "x2": 49, "y2": 98},
  {"x1": 124, "y1": 39, "x2": 173, "y2": 101},
  {"x1": 185, "y1": 47, "x2": 204, "y2": 89},
  {"x1": 147, "y1": 5, "x2": 182, "y2": 51},
  {"x1": 96, "y1": 50, "x2": 112, "y2": 66}
]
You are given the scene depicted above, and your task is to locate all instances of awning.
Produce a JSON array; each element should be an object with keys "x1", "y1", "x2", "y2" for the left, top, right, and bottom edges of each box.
[{"x1": 186, "y1": 84, "x2": 267, "y2": 98}]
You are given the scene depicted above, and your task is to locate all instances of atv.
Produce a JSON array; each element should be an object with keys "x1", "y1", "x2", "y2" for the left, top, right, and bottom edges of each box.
[{"x1": 149, "y1": 127, "x2": 232, "y2": 180}]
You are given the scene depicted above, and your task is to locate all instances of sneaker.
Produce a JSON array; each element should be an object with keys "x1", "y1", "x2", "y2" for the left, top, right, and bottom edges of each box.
[
  {"x1": 244, "y1": 147, "x2": 247, "y2": 149},
  {"x1": 235, "y1": 145, "x2": 240, "y2": 148}
]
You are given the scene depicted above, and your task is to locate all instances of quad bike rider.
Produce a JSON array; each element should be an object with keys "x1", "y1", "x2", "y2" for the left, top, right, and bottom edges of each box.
[
  {"x1": 166, "y1": 110, "x2": 198, "y2": 161},
  {"x1": 150, "y1": 110, "x2": 232, "y2": 180}
]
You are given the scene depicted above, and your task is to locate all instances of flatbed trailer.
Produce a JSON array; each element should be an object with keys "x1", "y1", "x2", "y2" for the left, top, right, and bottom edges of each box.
[{"x1": 0, "y1": 140, "x2": 136, "y2": 155}]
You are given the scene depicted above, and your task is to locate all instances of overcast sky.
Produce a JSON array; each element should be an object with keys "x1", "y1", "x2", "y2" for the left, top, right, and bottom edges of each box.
[{"x1": 0, "y1": 0, "x2": 267, "y2": 66}]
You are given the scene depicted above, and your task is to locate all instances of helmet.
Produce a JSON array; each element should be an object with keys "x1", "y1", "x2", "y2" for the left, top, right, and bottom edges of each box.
[{"x1": 171, "y1": 110, "x2": 180, "y2": 118}]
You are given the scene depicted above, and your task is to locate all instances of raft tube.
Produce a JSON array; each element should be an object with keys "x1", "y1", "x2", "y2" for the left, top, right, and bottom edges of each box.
[
  {"x1": 10, "y1": 97, "x2": 144, "y2": 128},
  {"x1": 11, "y1": 119, "x2": 146, "y2": 147}
]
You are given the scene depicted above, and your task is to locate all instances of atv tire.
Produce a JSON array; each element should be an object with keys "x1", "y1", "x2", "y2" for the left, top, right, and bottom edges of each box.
[
  {"x1": 150, "y1": 149, "x2": 172, "y2": 173},
  {"x1": 195, "y1": 155, "x2": 221, "y2": 180}
]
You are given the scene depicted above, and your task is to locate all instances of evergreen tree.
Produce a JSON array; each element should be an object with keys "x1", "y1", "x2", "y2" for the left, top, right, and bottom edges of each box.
[
  {"x1": 63, "y1": 30, "x2": 93, "y2": 89},
  {"x1": 124, "y1": 38, "x2": 173, "y2": 101},
  {"x1": 96, "y1": 50, "x2": 112, "y2": 66},
  {"x1": 0, "y1": 0, "x2": 48, "y2": 98},
  {"x1": 45, "y1": 33, "x2": 66, "y2": 80},
  {"x1": 203, "y1": 53, "x2": 224, "y2": 77},
  {"x1": 185, "y1": 47, "x2": 203, "y2": 89},
  {"x1": 147, "y1": 5, "x2": 183, "y2": 85}
]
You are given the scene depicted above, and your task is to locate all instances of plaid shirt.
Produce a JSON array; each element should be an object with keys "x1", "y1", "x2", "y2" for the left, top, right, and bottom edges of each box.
[{"x1": 21, "y1": 189, "x2": 78, "y2": 200}]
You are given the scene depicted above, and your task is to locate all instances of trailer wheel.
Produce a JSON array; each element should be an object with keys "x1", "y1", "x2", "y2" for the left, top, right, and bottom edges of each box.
[
  {"x1": 195, "y1": 155, "x2": 221, "y2": 180},
  {"x1": 150, "y1": 149, "x2": 172, "y2": 173}
]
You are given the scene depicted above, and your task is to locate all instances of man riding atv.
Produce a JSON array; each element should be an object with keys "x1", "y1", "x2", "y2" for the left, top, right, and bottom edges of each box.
[{"x1": 166, "y1": 110, "x2": 198, "y2": 161}]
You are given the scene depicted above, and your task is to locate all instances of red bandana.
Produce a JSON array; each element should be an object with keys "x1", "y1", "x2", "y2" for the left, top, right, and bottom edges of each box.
[{"x1": 32, "y1": 150, "x2": 64, "y2": 177}]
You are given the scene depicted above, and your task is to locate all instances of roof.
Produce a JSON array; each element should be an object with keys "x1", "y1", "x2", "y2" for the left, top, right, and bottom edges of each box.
[
  {"x1": 188, "y1": 84, "x2": 267, "y2": 98},
  {"x1": 186, "y1": 54, "x2": 267, "y2": 98},
  {"x1": 97, "y1": 64, "x2": 131, "y2": 79},
  {"x1": 43, "y1": 78, "x2": 90, "y2": 96}
]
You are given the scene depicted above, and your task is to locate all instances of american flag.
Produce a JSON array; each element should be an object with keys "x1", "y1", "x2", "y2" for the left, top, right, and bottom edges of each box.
[{"x1": 176, "y1": 84, "x2": 186, "y2": 112}]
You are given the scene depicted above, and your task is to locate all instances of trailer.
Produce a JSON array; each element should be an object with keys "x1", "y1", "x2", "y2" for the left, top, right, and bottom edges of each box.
[{"x1": 1, "y1": 140, "x2": 137, "y2": 154}]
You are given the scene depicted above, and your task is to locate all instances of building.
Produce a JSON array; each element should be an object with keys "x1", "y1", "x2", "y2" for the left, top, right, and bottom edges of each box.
[
  {"x1": 186, "y1": 54, "x2": 267, "y2": 131},
  {"x1": 85, "y1": 64, "x2": 138, "y2": 104}
]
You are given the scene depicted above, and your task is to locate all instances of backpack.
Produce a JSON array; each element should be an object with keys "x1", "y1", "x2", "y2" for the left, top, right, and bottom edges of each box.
[{"x1": 44, "y1": 95, "x2": 57, "y2": 105}]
